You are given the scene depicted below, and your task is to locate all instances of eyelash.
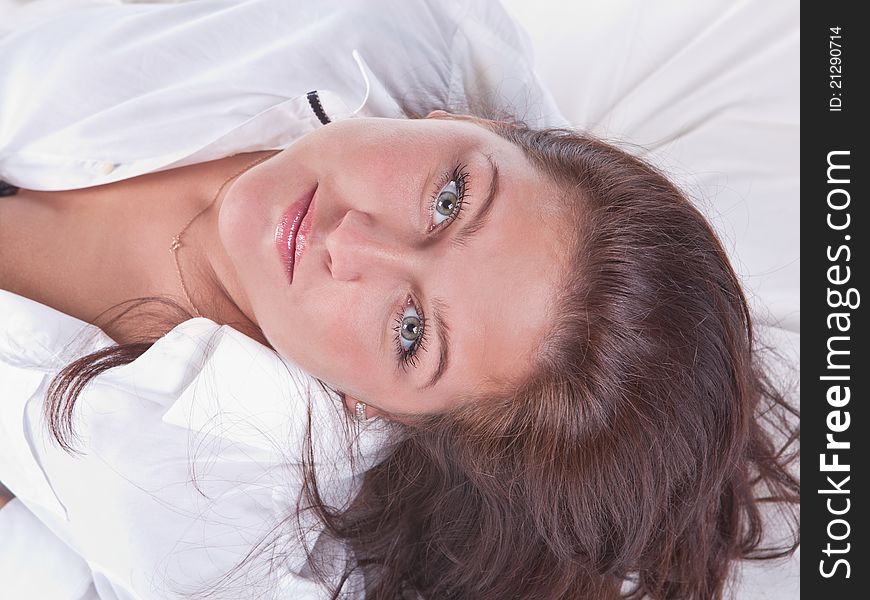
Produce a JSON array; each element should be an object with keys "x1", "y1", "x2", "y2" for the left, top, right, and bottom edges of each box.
[{"x1": 392, "y1": 163, "x2": 470, "y2": 370}]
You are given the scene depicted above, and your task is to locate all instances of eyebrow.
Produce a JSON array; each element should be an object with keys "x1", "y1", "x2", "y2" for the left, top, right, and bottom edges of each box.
[
  {"x1": 451, "y1": 153, "x2": 500, "y2": 250},
  {"x1": 420, "y1": 296, "x2": 451, "y2": 390},
  {"x1": 420, "y1": 153, "x2": 500, "y2": 390}
]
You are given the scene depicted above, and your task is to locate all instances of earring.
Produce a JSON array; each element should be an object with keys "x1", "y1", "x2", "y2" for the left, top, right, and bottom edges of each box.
[{"x1": 355, "y1": 401, "x2": 368, "y2": 422}]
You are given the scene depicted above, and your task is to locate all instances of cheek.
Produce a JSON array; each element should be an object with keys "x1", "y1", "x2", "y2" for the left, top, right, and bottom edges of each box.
[
  {"x1": 268, "y1": 292, "x2": 381, "y2": 393},
  {"x1": 320, "y1": 122, "x2": 432, "y2": 201}
]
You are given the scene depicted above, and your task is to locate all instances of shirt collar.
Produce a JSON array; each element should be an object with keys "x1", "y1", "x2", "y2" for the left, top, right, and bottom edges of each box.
[
  {"x1": 0, "y1": 289, "x2": 115, "y2": 371},
  {"x1": 0, "y1": 288, "x2": 397, "y2": 476}
]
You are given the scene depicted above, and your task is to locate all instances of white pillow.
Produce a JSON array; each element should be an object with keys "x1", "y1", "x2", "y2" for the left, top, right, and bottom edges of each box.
[{"x1": 500, "y1": 0, "x2": 800, "y2": 335}]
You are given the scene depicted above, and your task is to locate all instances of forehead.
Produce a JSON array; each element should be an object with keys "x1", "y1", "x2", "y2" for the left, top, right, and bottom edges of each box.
[{"x1": 425, "y1": 123, "x2": 570, "y2": 402}]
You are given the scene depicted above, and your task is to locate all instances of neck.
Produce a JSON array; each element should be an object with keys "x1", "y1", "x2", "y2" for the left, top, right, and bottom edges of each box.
[
  {"x1": 1, "y1": 151, "x2": 278, "y2": 347},
  {"x1": 165, "y1": 151, "x2": 278, "y2": 346}
]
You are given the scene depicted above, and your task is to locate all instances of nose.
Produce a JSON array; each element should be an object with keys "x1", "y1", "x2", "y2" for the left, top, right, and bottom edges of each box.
[{"x1": 325, "y1": 209, "x2": 414, "y2": 282}]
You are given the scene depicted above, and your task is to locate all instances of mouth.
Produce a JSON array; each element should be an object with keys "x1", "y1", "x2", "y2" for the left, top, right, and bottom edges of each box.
[{"x1": 275, "y1": 184, "x2": 316, "y2": 284}]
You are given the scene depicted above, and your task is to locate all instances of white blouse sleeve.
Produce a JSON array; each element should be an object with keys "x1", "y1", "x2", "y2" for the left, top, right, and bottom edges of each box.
[{"x1": 0, "y1": 498, "x2": 100, "y2": 600}]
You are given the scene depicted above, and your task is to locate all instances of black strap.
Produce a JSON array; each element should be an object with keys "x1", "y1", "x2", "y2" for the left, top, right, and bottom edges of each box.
[
  {"x1": 0, "y1": 180, "x2": 19, "y2": 197},
  {"x1": 306, "y1": 90, "x2": 331, "y2": 125}
]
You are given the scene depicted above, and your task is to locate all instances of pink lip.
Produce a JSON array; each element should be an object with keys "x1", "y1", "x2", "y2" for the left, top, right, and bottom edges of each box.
[{"x1": 275, "y1": 185, "x2": 316, "y2": 284}]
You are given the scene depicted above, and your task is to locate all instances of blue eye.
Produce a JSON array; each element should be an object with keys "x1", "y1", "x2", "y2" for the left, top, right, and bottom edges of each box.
[
  {"x1": 393, "y1": 295, "x2": 427, "y2": 371},
  {"x1": 429, "y1": 164, "x2": 469, "y2": 230},
  {"x1": 433, "y1": 180, "x2": 460, "y2": 226},
  {"x1": 398, "y1": 303, "x2": 422, "y2": 352}
]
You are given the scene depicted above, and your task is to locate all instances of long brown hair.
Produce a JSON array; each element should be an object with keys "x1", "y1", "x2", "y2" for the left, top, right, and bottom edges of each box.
[{"x1": 42, "y1": 117, "x2": 798, "y2": 599}]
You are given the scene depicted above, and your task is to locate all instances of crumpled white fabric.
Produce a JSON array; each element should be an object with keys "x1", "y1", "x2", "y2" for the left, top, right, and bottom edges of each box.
[
  {"x1": 0, "y1": 0, "x2": 567, "y2": 191},
  {"x1": 0, "y1": 288, "x2": 398, "y2": 599}
]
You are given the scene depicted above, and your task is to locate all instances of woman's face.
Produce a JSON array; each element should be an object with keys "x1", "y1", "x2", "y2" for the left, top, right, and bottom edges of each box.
[{"x1": 218, "y1": 114, "x2": 569, "y2": 419}]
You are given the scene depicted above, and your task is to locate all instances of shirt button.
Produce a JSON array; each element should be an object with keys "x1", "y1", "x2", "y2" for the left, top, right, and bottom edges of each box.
[{"x1": 96, "y1": 161, "x2": 116, "y2": 175}]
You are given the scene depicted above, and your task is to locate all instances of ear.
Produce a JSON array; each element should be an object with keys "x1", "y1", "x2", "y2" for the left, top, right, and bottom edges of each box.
[
  {"x1": 424, "y1": 109, "x2": 451, "y2": 119},
  {"x1": 424, "y1": 110, "x2": 517, "y2": 129},
  {"x1": 424, "y1": 109, "x2": 480, "y2": 123}
]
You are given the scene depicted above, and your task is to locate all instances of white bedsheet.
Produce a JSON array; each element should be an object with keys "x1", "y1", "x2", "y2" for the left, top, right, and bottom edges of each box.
[{"x1": 501, "y1": 0, "x2": 800, "y2": 336}]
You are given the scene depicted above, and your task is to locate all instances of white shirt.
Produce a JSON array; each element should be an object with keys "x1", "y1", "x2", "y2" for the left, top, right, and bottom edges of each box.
[
  {"x1": 0, "y1": 0, "x2": 566, "y2": 191},
  {"x1": 0, "y1": 0, "x2": 566, "y2": 598},
  {"x1": 0, "y1": 290, "x2": 397, "y2": 599}
]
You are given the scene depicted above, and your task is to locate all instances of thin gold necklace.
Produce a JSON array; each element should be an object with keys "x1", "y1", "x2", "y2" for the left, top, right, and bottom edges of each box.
[{"x1": 169, "y1": 151, "x2": 279, "y2": 318}]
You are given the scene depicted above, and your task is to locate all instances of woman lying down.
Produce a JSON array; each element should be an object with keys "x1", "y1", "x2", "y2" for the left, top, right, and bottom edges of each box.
[{"x1": 0, "y1": 1, "x2": 798, "y2": 599}]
